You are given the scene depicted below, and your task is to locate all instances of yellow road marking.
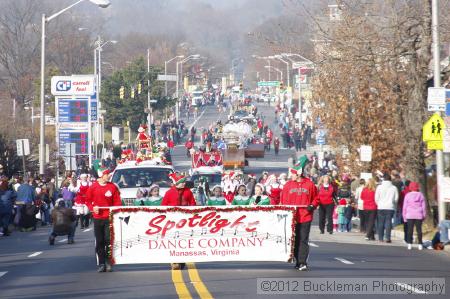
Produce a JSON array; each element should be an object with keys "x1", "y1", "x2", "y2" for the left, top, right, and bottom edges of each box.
[
  {"x1": 187, "y1": 263, "x2": 214, "y2": 299},
  {"x1": 171, "y1": 266, "x2": 193, "y2": 299}
]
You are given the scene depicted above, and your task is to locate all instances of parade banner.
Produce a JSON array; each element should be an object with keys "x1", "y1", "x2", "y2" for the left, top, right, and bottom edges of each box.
[{"x1": 110, "y1": 206, "x2": 296, "y2": 264}]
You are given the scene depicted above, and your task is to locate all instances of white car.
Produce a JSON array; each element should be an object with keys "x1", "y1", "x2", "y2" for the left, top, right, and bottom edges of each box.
[{"x1": 111, "y1": 160, "x2": 174, "y2": 206}]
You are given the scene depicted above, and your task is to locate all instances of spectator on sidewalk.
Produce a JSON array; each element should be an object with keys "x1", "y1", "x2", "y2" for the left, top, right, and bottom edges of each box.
[
  {"x1": 361, "y1": 178, "x2": 377, "y2": 241},
  {"x1": 402, "y1": 182, "x2": 426, "y2": 250},
  {"x1": 375, "y1": 173, "x2": 399, "y2": 243},
  {"x1": 355, "y1": 179, "x2": 366, "y2": 233},
  {"x1": 0, "y1": 179, "x2": 16, "y2": 236}
]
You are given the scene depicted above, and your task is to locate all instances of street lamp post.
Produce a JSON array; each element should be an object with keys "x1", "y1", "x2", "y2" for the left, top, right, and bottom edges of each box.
[
  {"x1": 275, "y1": 55, "x2": 290, "y2": 87},
  {"x1": 39, "y1": 0, "x2": 110, "y2": 175},
  {"x1": 164, "y1": 55, "x2": 184, "y2": 96},
  {"x1": 175, "y1": 54, "x2": 200, "y2": 124},
  {"x1": 264, "y1": 66, "x2": 283, "y2": 82}
]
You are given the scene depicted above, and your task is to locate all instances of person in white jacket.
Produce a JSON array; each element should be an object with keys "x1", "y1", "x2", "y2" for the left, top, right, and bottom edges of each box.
[{"x1": 375, "y1": 173, "x2": 399, "y2": 243}]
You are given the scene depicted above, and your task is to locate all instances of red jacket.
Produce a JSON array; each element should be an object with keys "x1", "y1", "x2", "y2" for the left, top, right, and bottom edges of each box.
[
  {"x1": 317, "y1": 185, "x2": 335, "y2": 205},
  {"x1": 280, "y1": 178, "x2": 318, "y2": 223},
  {"x1": 167, "y1": 140, "x2": 175, "y2": 149},
  {"x1": 86, "y1": 181, "x2": 122, "y2": 220},
  {"x1": 74, "y1": 181, "x2": 90, "y2": 205},
  {"x1": 161, "y1": 186, "x2": 197, "y2": 206},
  {"x1": 360, "y1": 188, "x2": 377, "y2": 210}
]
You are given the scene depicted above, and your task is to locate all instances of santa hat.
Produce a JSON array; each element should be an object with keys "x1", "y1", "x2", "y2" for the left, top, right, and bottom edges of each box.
[
  {"x1": 98, "y1": 168, "x2": 111, "y2": 177},
  {"x1": 168, "y1": 173, "x2": 186, "y2": 185},
  {"x1": 138, "y1": 124, "x2": 148, "y2": 133},
  {"x1": 339, "y1": 198, "x2": 347, "y2": 205},
  {"x1": 248, "y1": 173, "x2": 256, "y2": 179},
  {"x1": 278, "y1": 173, "x2": 287, "y2": 179},
  {"x1": 80, "y1": 173, "x2": 88, "y2": 179}
]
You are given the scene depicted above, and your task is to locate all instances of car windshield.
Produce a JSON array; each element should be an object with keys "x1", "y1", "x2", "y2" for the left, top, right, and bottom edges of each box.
[
  {"x1": 112, "y1": 168, "x2": 173, "y2": 188},
  {"x1": 234, "y1": 110, "x2": 248, "y2": 117},
  {"x1": 190, "y1": 173, "x2": 222, "y2": 187}
]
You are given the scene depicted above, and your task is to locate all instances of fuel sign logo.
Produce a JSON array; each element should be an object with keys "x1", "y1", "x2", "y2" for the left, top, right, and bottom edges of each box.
[{"x1": 56, "y1": 80, "x2": 71, "y2": 91}]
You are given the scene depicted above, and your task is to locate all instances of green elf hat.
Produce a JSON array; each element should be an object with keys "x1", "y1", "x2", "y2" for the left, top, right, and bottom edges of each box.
[
  {"x1": 169, "y1": 173, "x2": 186, "y2": 186},
  {"x1": 289, "y1": 164, "x2": 302, "y2": 175}
]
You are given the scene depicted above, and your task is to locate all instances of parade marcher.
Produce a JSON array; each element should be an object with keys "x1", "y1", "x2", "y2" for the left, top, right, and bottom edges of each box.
[
  {"x1": 162, "y1": 173, "x2": 196, "y2": 270},
  {"x1": 278, "y1": 173, "x2": 288, "y2": 188},
  {"x1": 134, "y1": 187, "x2": 149, "y2": 206},
  {"x1": 280, "y1": 156, "x2": 318, "y2": 271},
  {"x1": 196, "y1": 177, "x2": 210, "y2": 206},
  {"x1": 317, "y1": 175, "x2": 335, "y2": 234},
  {"x1": 222, "y1": 172, "x2": 237, "y2": 204},
  {"x1": 274, "y1": 137, "x2": 280, "y2": 155},
  {"x1": 361, "y1": 178, "x2": 377, "y2": 241},
  {"x1": 86, "y1": 169, "x2": 122, "y2": 273},
  {"x1": 232, "y1": 184, "x2": 250, "y2": 205},
  {"x1": 74, "y1": 174, "x2": 91, "y2": 229},
  {"x1": 402, "y1": 182, "x2": 426, "y2": 250},
  {"x1": 267, "y1": 176, "x2": 283, "y2": 205},
  {"x1": 207, "y1": 185, "x2": 227, "y2": 206},
  {"x1": 249, "y1": 184, "x2": 270, "y2": 205},
  {"x1": 375, "y1": 173, "x2": 399, "y2": 243},
  {"x1": 49, "y1": 199, "x2": 77, "y2": 245}
]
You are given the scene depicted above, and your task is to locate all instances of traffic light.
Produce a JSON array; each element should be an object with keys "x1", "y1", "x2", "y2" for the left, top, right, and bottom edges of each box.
[
  {"x1": 119, "y1": 86, "x2": 125, "y2": 99},
  {"x1": 280, "y1": 82, "x2": 285, "y2": 90},
  {"x1": 239, "y1": 82, "x2": 243, "y2": 91},
  {"x1": 130, "y1": 87, "x2": 135, "y2": 99},
  {"x1": 137, "y1": 83, "x2": 142, "y2": 94}
]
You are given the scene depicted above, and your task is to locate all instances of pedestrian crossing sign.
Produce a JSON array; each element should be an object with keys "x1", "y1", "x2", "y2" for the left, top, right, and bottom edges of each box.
[{"x1": 423, "y1": 113, "x2": 445, "y2": 142}]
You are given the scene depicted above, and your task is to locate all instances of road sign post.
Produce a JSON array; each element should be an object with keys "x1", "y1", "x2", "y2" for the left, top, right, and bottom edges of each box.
[{"x1": 16, "y1": 139, "x2": 30, "y2": 174}]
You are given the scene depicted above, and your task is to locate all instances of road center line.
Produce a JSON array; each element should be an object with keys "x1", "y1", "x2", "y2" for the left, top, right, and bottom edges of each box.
[
  {"x1": 171, "y1": 266, "x2": 192, "y2": 299},
  {"x1": 28, "y1": 251, "x2": 43, "y2": 258},
  {"x1": 187, "y1": 263, "x2": 213, "y2": 299},
  {"x1": 0, "y1": 271, "x2": 7, "y2": 278},
  {"x1": 188, "y1": 108, "x2": 207, "y2": 131},
  {"x1": 334, "y1": 257, "x2": 354, "y2": 265},
  {"x1": 395, "y1": 282, "x2": 427, "y2": 294},
  {"x1": 309, "y1": 242, "x2": 319, "y2": 247},
  {"x1": 57, "y1": 238, "x2": 68, "y2": 243},
  {"x1": 83, "y1": 228, "x2": 92, "y2": 232}
]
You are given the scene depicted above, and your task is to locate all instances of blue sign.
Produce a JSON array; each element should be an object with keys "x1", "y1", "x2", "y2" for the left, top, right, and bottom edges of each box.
[
  {"x1": 59, "y1": 131, "x2": 89, "y2": 155},
  {"x1": 91, "y1": 100, "x2": 98, "y2": 121},
  {"x1": 446, "y1": 102, "x2": 450, "y2": 117},
  {"x1": 58, "y1": 98, "x2": 89, "y2": 122},
  {"x1": 316, "y1": 129, "x2": 326, "y2": 145}
]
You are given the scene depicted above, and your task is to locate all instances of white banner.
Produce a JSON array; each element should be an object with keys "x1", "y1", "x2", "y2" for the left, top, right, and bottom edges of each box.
[
  {"x1": 110, "y1": 206, "x2": 296, "y2": 265},
  {"x1": 51, "y1": 75, "x2": 95, "y2": 96}
]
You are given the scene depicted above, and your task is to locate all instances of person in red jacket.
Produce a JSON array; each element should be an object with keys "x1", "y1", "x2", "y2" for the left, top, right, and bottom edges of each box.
[
  {"x1": 86, "y1": 169, "x2": 122, "y2": 273},
  {"x1": 360, "y1": 178, "x2": 377, "y2": 241},
  {"x1": 280, "y1": 156, "x2": 318, "y2": 271},
  {"x1": 162, "y1": 173, "x2": 196, "y2": 270},
  {"x1": 317, "y1": 175, "x2": 335, "y2": 235}
]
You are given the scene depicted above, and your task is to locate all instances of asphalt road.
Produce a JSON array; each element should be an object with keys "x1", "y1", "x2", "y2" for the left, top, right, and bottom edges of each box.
[{"x1": 1, "y1": 103, "x2": 449, "y2": 298}]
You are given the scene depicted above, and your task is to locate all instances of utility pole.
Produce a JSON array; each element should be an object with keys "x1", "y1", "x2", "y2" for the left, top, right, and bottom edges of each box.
[
  {"x1": 147, "y1": 48, "x2": 152, "y2": 136},
  {"x1": 432, "y1": 0, "x2": 446, "y2": 222}
]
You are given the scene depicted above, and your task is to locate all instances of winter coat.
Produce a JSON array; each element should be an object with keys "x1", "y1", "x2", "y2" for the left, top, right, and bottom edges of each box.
[
  {"x1": 337, "y1": 205, "x2": 346, "y2": 224},
  {"x1": 402, "y1": 191, "x2": 427, "y2": 220},
  {"x1": 16, "y1": 184, "x2": 35, "y2": 204},
  {"x1": 134, "y1": 196, "x2": 162, "y2": 206},
  {"x1": 161, "y1": 186, "x2": 196, "y2": 206},
  {"x1": 361, "y1": 188, "x2": 377, "y2": 211},
  {"x1": 249, "y1": 195, "x2": 270, "y2": 206},
  {"x1": 375, "y1": 180, "x2": 399, "y2": 210},
  {"x1": 0, "y1": 190, "x2": 16, "y2": 214},
  {"x1": 280, "y1": 178, "x2": 318, "y2": 223},
  {"x1": 51, "y1": 206, "x2": 76, "y2": 234},
  {"x1": 231, "y1": 195, "x2": 250, "y2": 206},
  {"x1": 86, "y1": 181, "x2": 122, "y2": 220},
  {"x1": 207, "y1": 196, "x2": 227, "y2": 206},
  {"x1": 317, "y1": 185, "x2": 335, "y2": 205}
]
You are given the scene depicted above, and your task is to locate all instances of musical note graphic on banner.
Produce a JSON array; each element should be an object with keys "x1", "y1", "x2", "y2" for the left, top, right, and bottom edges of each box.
[
  {"x1": 174, "y1": 231, "x2": 180, "y2": 238},
  {"x1": 190, "y1": 229, "x2": 194, "y2": 237},
  {"x1": 201, "y1": 228, "x2": 208, "y2": 235},
  {"x1": 251, "y1": 231, "x2": 258, "y2": 237},
  {"x1": 276, "y1": 236, "x2": 282, "y2": 243}
]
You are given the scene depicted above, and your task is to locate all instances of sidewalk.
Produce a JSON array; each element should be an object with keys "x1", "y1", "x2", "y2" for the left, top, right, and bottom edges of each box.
[{"x1": 310, "y1": 225, "x2": 407, "y2": 247}]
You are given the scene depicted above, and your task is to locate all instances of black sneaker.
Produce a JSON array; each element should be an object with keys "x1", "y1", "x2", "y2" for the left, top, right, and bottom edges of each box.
[
  {"x1": 97, "y1": 264, "x2": 106, "y2": 273},
  {"x1": 49, "y1": 236, "x2": 55, "y2": 245},
  {"x1": 298, "y1": 264, "x2": 309, "y2": 271},
  {"x1": 105, "y1": 262, "x2": 113, "y2": 272},
  {"x1": 385, "y1": 240, "x2": 392, "y2": 243},
  {"x1": 320, "y1": 231, "x2": 324, "y2": 234}
]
